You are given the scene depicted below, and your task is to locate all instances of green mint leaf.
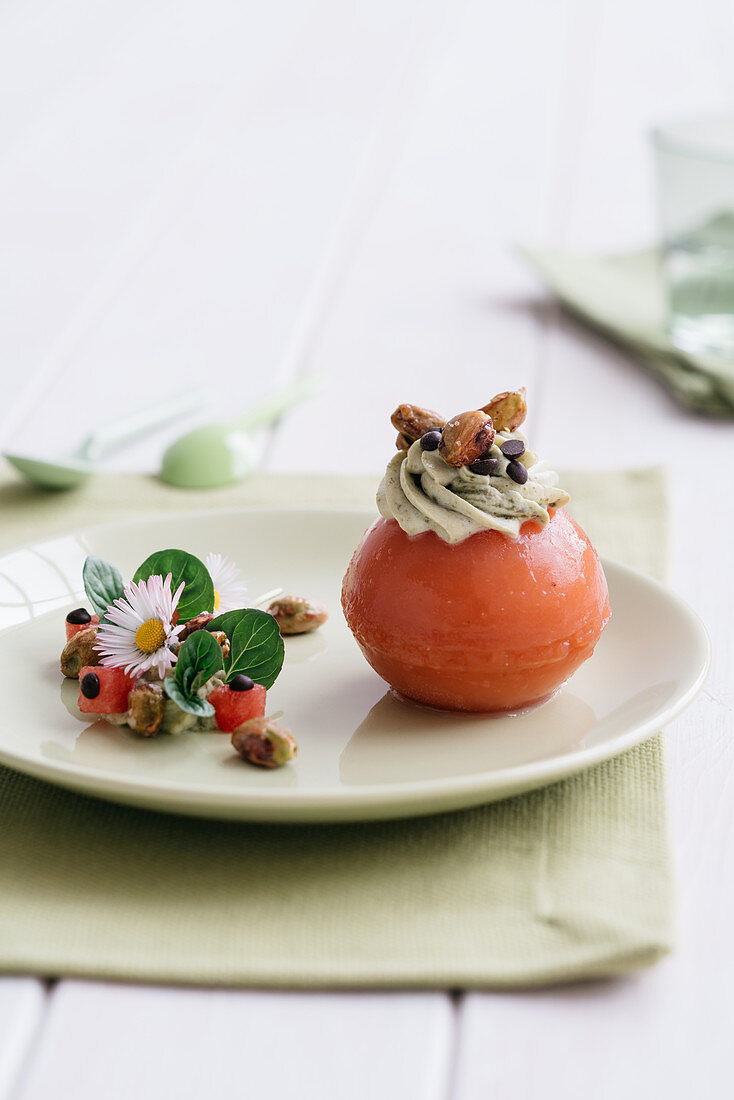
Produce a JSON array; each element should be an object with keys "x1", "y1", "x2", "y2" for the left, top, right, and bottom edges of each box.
[
  {"x1": 221, "y1": 609, "x2": 284, "y2": 689},
  {"x1": 133, "y1": 549, "x2": 214, "y2": 623},
  {"x1": 191, "y1": 670, "x2": 207, "y2": 694},
  {"x1": 163, "y1": 677, "x2": 215, "y2": 718},
  {"x1": 82, "y1": 556, "x2": 125, "y2": 622},
  {"x1": 207, "y1": 609, "x2": 252, "y2": 637},
  {"x1": 174, "y1": 630, "x2": 222, "y2": 693}
]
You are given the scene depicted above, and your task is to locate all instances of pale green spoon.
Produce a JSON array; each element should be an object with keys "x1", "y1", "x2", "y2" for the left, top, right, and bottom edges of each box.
[
  {"x1": 159, "y1": 373, "x2": 325, "y2": 489},
  {"x1": 4, "y1": 389, "x2": 207, "y2": 491}
]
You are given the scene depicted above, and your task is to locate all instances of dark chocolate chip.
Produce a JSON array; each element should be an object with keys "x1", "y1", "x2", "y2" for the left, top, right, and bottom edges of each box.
[
  {"x1": 468, "y1": 456, "x2": 500, "y2": 475},
  {"x1": 80, "y1": 672, "x2": 100, "y2": 699},
  {"x1": 506, "y1": 460, "x2": 529, "y2": 484},
  {"x1": 500, "y1": 438, "x2": 525, "y2": 458},
  {"x1": 230, "y1": 674, "x2": 255, "y2": 692},
  {"x1": 420, "y1": 430, "x2": 442, "y2": 452},
  {"x1": 66, "y1": 607, "x2": 92, "y2": 625}
]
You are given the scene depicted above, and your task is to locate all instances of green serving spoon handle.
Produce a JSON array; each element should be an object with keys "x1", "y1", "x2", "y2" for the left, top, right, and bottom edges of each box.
[
  {"x1": 76, "y1": 388, "x2": 208, "y2": 462},
  {"x1": 234, "y1": 372, "x2": 326, "y2": 432}
]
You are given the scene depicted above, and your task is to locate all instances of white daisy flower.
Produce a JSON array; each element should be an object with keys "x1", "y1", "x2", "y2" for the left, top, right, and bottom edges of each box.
[
  {"x1": 206, "y1": 552, "x2": 247, "y2": 613},
  {"x1": 96, "y1": 573, "x2": 185, "y2": 678}
]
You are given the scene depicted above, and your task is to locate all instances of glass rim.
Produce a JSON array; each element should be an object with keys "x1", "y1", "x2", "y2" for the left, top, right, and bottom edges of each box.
[{"x1": 651, "y1": 114, "x2": 734, "y2": 164}]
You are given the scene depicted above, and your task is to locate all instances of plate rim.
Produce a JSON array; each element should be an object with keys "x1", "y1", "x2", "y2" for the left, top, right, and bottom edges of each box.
[{"x1": 0, "y1": 506, "x2": 712, "y2": 819}]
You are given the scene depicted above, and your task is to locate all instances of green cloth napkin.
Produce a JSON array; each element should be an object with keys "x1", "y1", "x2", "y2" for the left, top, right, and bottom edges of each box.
[
  {"x1": 0, "y1": 465, "x2": 673, "y2": 988},
  {"x1": 525, "y1": 246, "x2": 734, "y2": 416}
]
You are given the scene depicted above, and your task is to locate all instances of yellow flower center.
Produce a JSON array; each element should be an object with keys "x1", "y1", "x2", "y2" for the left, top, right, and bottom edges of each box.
[
  {"x1": 135, "y1": 618, "x2": 166, "y2": 654},
  {"x1": 213, "y1": 589, "x2": 221, "y2": 611}
]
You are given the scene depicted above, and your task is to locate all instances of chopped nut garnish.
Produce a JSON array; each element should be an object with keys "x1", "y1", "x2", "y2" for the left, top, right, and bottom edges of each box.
[
  {"x1": 396, "y1": 432, "x2": 412, "y2": 452},
  {"x1": 60, "y1": 626, "x2": 101, "y2": 679},
  {"x1": 210, "y1": 630, "x2": 230, "y2": 660},
  {"x1": 127, "y1": 681, "x2": 165, "y2": 737},
  {"x1": 231, "y1": 717, "x2": 298, "y2": 768},
  {"x1": 177, "y1": 612, "x2": 215, "y2": 640},
  {"x1": 268, "y1": 595, "x2": 328, "y2": 635},
  {"x1": 481, "y1": 388, "x2": 527, "y2": 432},
  {"x1": 438, "y1": 410, "x2": 495, "y2": 467},
  {"x1": 391, "y1": 404, "x2": 445, "y2": 443}
]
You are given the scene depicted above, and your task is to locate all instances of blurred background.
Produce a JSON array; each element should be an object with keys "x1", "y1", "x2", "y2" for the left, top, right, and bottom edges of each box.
[{"x1": 2, "y1": 0, "x2": 732, "y2": 478}]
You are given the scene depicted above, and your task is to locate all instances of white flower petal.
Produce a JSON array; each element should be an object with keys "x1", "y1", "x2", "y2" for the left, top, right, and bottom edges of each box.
[
  {"x1": 206, "y1": 551, "x2": 247, "y2": 613},
  {"x1": 95, "y1": 573, "x2": 180, "y2": 677}
]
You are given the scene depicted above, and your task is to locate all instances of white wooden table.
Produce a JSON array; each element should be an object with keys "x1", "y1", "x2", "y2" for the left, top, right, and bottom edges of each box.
[{"x1": 0, "y1": 0, "x2": 732, "y2": 1095}]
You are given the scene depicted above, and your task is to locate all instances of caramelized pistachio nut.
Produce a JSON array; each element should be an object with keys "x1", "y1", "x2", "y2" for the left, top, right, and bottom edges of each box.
[
  {"x1": 127, "y1": 681, "x2": 165, "y2": 737},
  {"x1": 210, "y1": 630, "x2": 230, "y2": 660},
  {"x1": 60, "y1": 626, "x2": 101, "y2": 679},
  {"x1": 395, "y1": 431, "x2": 412, "y2": 452},
  {"x1": 177, "y1": 612, "x2": 215, "y2": 640},
  {"x1": 268, "y1": 595, "x2": 328, "y2": 635},
  {"x1": 390, "y1": 403, "x2": 445, "y2": 443},
  {"x1": 481, "y1": 388, "x2": 527, "y2": 432},
  {"x1": 231, "y1": 717, "x2": 298, "y2": 768},
  {"x1": 438, "y1": 410, "x2": 495, "y2": 467}
]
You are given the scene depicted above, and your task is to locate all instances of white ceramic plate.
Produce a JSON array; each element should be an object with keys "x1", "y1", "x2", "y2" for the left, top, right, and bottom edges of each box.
[{"x1": 0, "y1": 508, "x2": 710, "y2": 822}]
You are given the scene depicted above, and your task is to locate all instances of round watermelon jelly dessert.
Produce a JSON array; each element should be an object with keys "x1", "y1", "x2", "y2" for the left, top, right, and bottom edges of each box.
[{"x1": 341, "y1": 389, "x2": 610, "y2": 713}]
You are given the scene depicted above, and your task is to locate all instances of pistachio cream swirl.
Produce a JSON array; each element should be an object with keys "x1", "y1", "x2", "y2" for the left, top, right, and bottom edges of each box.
[{"x1": 377, "y1": 432, "x2": 570, "y2": 543}]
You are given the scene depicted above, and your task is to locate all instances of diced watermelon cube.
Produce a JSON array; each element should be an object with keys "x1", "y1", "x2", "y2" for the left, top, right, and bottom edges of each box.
[
  {"x1": 78, "y1": 666, "x2": 136, "y2": 715},
  {"x1": 65, "y1": 612, "x2": 99, "y2": 641},
  {"x1": 209, "y1": 683, "x2": 267, "y2": 732}
]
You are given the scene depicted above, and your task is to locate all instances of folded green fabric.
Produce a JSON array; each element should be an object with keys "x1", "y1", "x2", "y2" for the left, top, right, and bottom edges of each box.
[
  {"x1": 0, "y1": 466, "x2": 673, "y2": 987},
  {"x1": 525, "y1": 247, "x2": 734, "y2": 416}
]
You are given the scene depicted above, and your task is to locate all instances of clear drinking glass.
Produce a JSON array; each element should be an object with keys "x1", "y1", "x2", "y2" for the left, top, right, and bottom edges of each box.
[{"x1": 652, "y1": 116, "x2": 734, "y2": 359}]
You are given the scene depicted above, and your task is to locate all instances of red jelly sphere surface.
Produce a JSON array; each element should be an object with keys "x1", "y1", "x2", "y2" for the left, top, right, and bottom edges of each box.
[{"x1": 341, "y1": 510, "x2": 611, "y2": 713}]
